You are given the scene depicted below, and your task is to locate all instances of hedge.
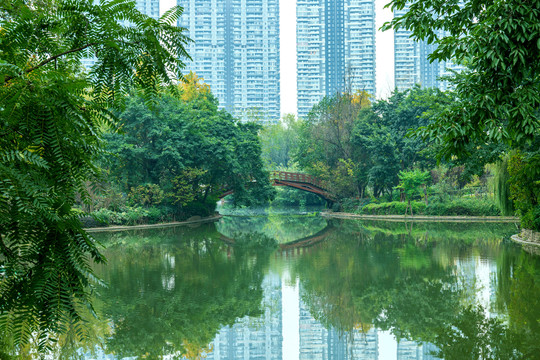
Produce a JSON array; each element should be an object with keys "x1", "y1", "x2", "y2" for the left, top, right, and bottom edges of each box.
[{"x1": 358, "y1": 198, "x2": 501, "y2": 217}]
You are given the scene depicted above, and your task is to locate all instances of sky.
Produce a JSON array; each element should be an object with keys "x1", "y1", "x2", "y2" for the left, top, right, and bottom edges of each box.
[{"x1": 161, "y1": 0, "x2": 395, "y2": 117}]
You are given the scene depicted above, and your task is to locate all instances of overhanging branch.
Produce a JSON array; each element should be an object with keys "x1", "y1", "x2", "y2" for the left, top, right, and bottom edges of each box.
[{"x1": 25, "y1": 42, "x2": 99, "y2": 74}]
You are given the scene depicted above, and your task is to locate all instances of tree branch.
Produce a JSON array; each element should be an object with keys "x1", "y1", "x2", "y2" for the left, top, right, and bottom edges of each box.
[{"x1": 25, "y1": 42, "x2": 98, "y2": 74}]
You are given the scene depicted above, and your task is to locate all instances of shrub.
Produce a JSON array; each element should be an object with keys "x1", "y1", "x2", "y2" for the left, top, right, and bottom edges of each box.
[
  {"x1": 180, "y1": 197, "x2": 218, "y2": 219},
  {"x1": 521, "y1": 206, "x2": 540, "y2": 231},
  {"x1": 341, "y1": 198, "x2": 371, "y2": 213},
  {"x1": 91, "y1": 208, "x2": 116, "y2": 225},
  {"x1": 90, "y1": 207, "x2": 152, "y2": 226},
  {"x1": 358, "y1": 198, "x2": 500, "y2": 217},
  {"x1": 146, "y1": 207, "x2": 163, "y2": 223},
  {"x1": 425, "y1": 198, "x2": 500, "y2": 216},
  {"x1": 508, "y1": 151, "x2": 540, "y2": 230},
  {"x1": 360, "y1": 201, "x2": 426, "y2": 215},
  {"x1": 128, "y1": 184, "x2": 164, "y2": 207}
]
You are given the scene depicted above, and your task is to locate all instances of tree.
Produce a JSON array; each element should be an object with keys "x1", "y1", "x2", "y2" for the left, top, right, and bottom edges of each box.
[
  {"x1": 0, "y1": 0, "x2": 189, "y2": 346},
  {"x1": 352, "y1": 108, "x2": 400, "y2": 197},
  {"x1": 294, "y1": 91, "x2": 371, "y2": 199},
  {"x1": 374, "y1": 86, "x2": 451, "y2": 171},
  {"x1": 105, "y1": 81, "x2": 275, "y2": 217},
  {"x1": 383, "y1": 0, "x2": 540, "y2": 159},
  {"x1": 347, "y1": 88, "x2": 448, "y2": 198},
  {"x1": 259, "y1": 113, "x2": 300, "y2": 169},
  {"x1": 396, "y1": 169, "x2": 431, "y2": 215},
  {"x1": 298, "y1": 91, "x2": 370, "y2": 167}
]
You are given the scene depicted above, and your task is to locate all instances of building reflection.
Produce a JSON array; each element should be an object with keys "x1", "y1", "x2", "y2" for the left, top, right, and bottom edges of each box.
[
  {"x1": 196, "y1": 273, "x2": 445, "y2": 360},
  {"x1": 396, "y1": 340, "x2": 439, "y2": 360},
  {"x1": 299, "y1": 296, "x2": 379, "y2": 359},
  {"x1": 204, "y1": 273, "x2": 283, "y2": 360}
]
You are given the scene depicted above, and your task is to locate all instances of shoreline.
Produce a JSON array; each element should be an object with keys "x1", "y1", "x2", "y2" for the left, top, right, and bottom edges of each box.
[
  {"x1": 511, "y1": 234, "x2": 540, "y2": 247},
  {"x1": 83, "y1": 211, "x2": 522, "y2": 234},
  {"x1": 85, "y1": 214, "x2": 223, "y2": 233},
  {"x1": 321, "y1": 212, "x2": 520, "y2": 223}
]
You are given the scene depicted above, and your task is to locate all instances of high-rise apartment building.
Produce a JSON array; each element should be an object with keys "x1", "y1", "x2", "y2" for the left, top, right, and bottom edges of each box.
[
  {"x1": 134, "y1": 0, "x2": 159, "y2": 19},
  {"x1": 393, "y1": 4, "x2": 464, "y2": 91},
  {"x1": 297, "y1": 0, "x2": 376, "y2": 118},
  {"x1": 177, "y1": 0, "x2": 280, "y2": 124}
]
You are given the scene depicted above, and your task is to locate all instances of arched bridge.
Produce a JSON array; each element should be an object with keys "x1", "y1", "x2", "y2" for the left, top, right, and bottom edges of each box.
[{"x1": 220, "y1": 171, "x2": 335, "y2": 203}]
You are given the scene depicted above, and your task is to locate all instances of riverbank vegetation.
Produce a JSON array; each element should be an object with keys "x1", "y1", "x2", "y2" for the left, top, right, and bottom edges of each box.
[
  {"x1": 259, "y1": 87, "x2": 521, "y2": 218},
  {"x1": 80, "y1": 72, "x2": 274, "y2": 227},
  {"x1": 257, "y1": 0, "x2": 540, "y2": 230}
]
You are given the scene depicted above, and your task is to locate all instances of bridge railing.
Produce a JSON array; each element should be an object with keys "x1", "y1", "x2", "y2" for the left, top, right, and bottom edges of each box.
[{"x1": 270, "y1": 171, "x2": 327, "y2": 190}]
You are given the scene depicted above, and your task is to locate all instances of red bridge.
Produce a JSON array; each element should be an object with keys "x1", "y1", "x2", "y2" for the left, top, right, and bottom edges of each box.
[
  {"x1": 220, "y1": 171, "x2": 335, "y2": 203},
  {"x1": 270, "y1": 171, "x2": 335, "y2": 202}
]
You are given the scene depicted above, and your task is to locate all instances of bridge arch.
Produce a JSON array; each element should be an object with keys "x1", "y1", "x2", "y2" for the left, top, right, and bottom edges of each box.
[{"x1": 219, "y1": 171, "x2": 335, "y2": 204}]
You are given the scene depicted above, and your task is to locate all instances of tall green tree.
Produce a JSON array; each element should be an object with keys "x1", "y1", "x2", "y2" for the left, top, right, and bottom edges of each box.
[
  {"x1": 259, "y1": 113, "x2": 300, "y2": 169},
  {"x1": 0, "y1": 0, "x2": 189, "y2": 346},
  {"x1": 105, "y1": 75, "x2": 274, "y2": 215},
  {"x1": 350, "y1": 108, "x2": 399, "y2": 197},
  {"x1": 374, "y1": 86, "x2": 451, "y2": 171},
  {"x1": 384, "y1": 0, "x2": 540, "y2": 227},
  {"x1": 294, "y1": 91, "x2": 371, "y2": 199},
  {"x1": 396, "y1": 169, "x2": 431, "y2": 215},
  {"x1": 383, "y1": 0, "x2": 540, "y2": 158}
]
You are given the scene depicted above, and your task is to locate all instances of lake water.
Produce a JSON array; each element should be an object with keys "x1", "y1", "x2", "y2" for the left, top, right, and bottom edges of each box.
[{"x1": 61, "y1": 215, "x2": 539, "y2": 359}]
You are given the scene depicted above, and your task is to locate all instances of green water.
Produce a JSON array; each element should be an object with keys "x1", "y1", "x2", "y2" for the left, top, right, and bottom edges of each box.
[{"x1": 29, "y1": 216, "x2": 540, "y2": 359}]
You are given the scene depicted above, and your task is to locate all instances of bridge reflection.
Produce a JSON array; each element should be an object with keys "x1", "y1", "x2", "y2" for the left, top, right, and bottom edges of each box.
[{"x1": 218, "y1": 221, "x2": 335, "y2": 256}]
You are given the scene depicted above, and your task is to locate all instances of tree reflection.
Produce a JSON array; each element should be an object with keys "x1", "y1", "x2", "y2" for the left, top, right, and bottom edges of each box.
[
  {"x1": 92, "y1": 224, "x2": 273, "y2": 359},
  {"x1": 2, "y1": 219, "x2": 538, "y2": 359},
  {"x1": 292, "y1": 224, "x2": 462, "y2": 343},
  {"x1": 292, "y1": 220, "x2": 540, "y2": 358}
]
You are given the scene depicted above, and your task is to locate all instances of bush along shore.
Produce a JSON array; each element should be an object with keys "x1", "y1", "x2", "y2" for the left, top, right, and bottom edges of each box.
[{"x1": 343, "y1": 198, "x2": 502, "y2": 217}]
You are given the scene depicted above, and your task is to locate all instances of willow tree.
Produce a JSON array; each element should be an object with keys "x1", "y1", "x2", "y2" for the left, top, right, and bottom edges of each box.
[{"x1": 0, "y1": 0, "x2": 190, "y2": 347}]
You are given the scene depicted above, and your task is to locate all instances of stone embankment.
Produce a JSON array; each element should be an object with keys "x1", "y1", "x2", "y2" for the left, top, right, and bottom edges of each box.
[
  {"x1": 85, "y1": 214, "x2": 222, "y2": 233},
  {"x1": 511, "y1": 229, "x2": 540, "y2": 255},
  {"x1": 321, "y1": 212, "x2": 520, "y2": 223},
  {"x1": 511, "y1": 229, "x2": 540, "y2": 246}
]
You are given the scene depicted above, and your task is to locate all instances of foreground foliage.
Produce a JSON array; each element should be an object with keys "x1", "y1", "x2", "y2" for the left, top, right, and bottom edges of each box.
[
  {"x1": 0, "y1": 0, "x2": 189, "y2": 347},
  {"x1": 384, "y1": 0, "x2": 540, "y2": 158},
  {"x1": 384, "y1": 0, "x2": 540, "y2": 228}
]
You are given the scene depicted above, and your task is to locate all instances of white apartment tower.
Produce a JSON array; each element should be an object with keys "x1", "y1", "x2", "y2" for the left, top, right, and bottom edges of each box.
[
  {"x1": 297, "y1": 0, "x2": 376, "y2": 118},
  {"x1": 177, "y1": 0, "x2": 281, "y2": 124}
]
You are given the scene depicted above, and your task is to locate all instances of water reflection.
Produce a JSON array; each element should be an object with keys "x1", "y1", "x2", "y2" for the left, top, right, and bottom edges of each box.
[
  {"x1": 205, "y1": 273, "x2": 282, "y2": 360},
  {"x1": 216, "y1": 214, "x2": 328, "y2": 244},
  {"x1": 90, "y1": 225, "x2": 274, "y2": 359},
  {"x1": 4, "y1": 217, "x2": 539, "y2": 359}
]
